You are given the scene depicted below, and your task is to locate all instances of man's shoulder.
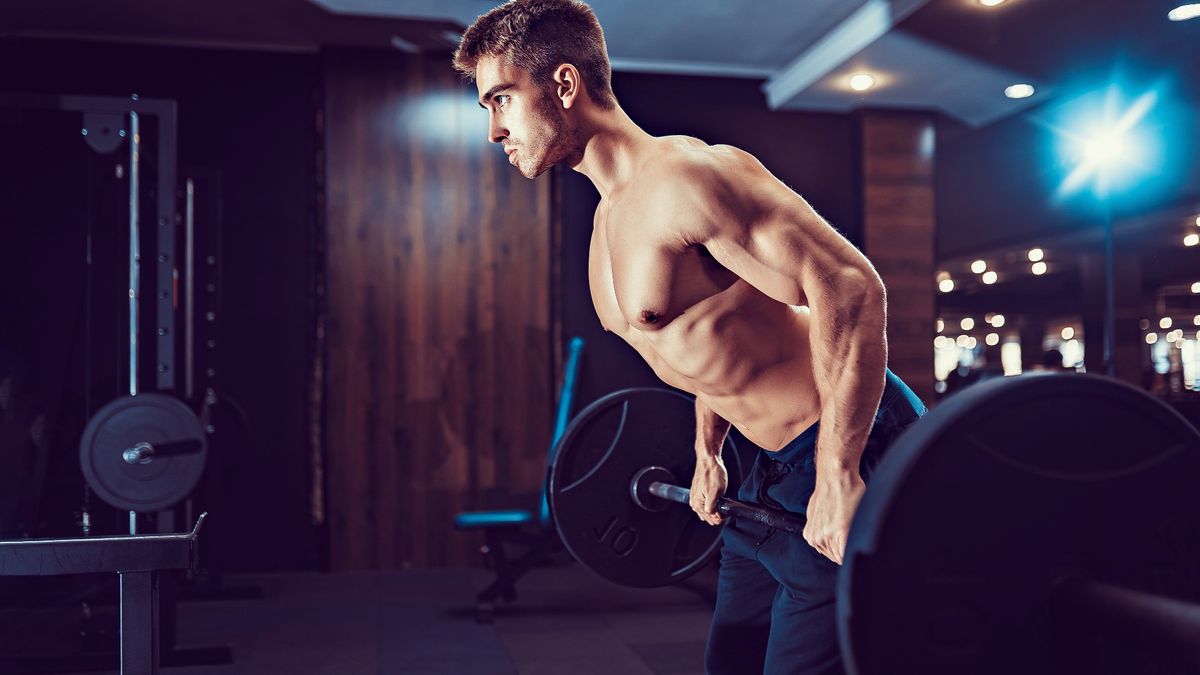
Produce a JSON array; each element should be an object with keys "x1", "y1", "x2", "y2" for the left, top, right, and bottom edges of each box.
[
  {"x1": 640, "y1": 140, "x2": 765, "y2": 208},
  {"x1": 647, "y1": 136, "x2": 755, "y2": 174}
]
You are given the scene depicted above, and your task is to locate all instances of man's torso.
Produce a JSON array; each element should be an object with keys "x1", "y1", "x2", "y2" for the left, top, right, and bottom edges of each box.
[{"x1": 587, "y1": 136, "x2": 822, "y2": 451}]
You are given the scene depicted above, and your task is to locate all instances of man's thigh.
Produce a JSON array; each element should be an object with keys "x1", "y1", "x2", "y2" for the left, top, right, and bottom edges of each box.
[{"x1": 705, "y1": 524, "x2": 778, "y2": 675}]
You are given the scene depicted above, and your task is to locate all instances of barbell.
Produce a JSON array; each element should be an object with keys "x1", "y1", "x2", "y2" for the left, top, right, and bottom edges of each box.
[{"x1": 546, "y1": 374, "x2": 1200, "y2": 675}]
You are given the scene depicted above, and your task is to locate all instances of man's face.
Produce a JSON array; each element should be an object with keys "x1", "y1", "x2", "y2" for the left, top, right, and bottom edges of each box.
[{"x1": 475, "y1": 56, "x2": 572, "y2": 179}]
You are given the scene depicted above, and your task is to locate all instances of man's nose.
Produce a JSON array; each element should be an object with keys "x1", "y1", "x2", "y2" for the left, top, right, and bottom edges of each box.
[{"x1": 488, "y1": 119, "x2": 507, "y2": 144}]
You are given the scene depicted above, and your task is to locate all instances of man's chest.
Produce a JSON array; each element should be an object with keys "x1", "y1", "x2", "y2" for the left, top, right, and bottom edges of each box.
[{"x1": 587, "y1": 209, "x2": 738, "y2": 333}]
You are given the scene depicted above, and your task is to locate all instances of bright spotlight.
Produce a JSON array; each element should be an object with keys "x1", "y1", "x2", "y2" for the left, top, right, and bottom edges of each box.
[
  {"x1": 936, "y1": 319, "x2": 944, "y2": 333},
  {"x1": 979, "y1": 0, "x2": 1006, "y2": 6},
  {"x1": 1061, "y1": 327, "x2": 1075, "y2": 340},
  {"x1": 1185, "y1": 233, "x2": 1199, "y2": 247},
  {"x1": 1005, "y1": 84, "x2": 1035, "y2": 99},
  {"x1": 985, "y1": 333, "x2": 1000, "y2": 346},
  {"x1": 961, "y1": 317, "x2": 975, "y2": 330},
  {"x1": 1027, "y1": 248, "x2": 1044, "y2": 262},
  {"x1": 1082, "y1": 129, "x2": 1132, "y2": 167},
  {"x1": 982, "y1": 271, "x2": 998, "y2": 285},
  {"x1": 1168, "y1": 4, "x2": 1200, "y2": 21},
  {"x1": 935, "y1": 335, "x2": 948, "y2": 349},
  {"x1": 1053, "y1": 87, "x2": 1159, "y2": 199},
  {"x1": 849, "y1": 73, "x2": 876, "y2": 92},
  {"x1": 1032, "y1": 261, "x2": 1048, "y2": 275},
  {"x1": 1192, "y1": 282, "x2": 1200, "y2": 294},
  {"x1": 1161, "y1": 317, "x2": 1173, "y2": 329},
  {"x1": 971, "y1": 260, "x2": 987, "y2": 274},
  {"x1": 991, "y1": 314, "x2": 1006, "y2": 327},
  {"x1": 939, "y1": 279, "x2": 955, "y2": 293}
]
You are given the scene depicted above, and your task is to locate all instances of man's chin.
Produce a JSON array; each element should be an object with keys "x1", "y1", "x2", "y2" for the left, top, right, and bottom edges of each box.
[{"x1": 519, "y1": 160, "x2": 552, "y2": 179}]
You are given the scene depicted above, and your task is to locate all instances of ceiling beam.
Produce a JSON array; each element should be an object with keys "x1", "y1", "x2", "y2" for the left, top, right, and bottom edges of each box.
[{"x1": 762, "y1": 0, "x2": 928, "y2": 110}]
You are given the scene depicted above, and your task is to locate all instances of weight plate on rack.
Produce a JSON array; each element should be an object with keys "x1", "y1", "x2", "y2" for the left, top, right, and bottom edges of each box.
[{"x1": 80, "y1": 393, "x2": 206, "y2": 512}]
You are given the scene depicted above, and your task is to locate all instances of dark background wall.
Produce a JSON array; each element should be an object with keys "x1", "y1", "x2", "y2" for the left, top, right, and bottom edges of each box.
[
  {"x1": 560, "y1": 72, "x2": 862, "y2": 413},
  {"x1": 0, "y1": 38, "x2": 321, "y2": 572},
  {"x1": 321, "y1": 48, "x2": 554, "y2": 570}
]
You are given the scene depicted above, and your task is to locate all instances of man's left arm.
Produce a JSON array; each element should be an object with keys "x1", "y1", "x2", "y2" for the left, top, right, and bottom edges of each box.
[{"x1": 658, "y1": 150, "x2": 888, "y2": 564}]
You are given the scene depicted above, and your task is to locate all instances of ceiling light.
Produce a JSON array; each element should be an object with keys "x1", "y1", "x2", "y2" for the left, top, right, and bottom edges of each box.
[
  {"x1": 1168, "y1": 4, "x2": 1200, "y2": 21},
  {"x1": 1192, "y1": 282, "x2": 1200, "y2": 293},
  {"x1": 939, "y1": 279, "x2": 955, "y2": 293},
  {"x1": 1146, "y1": 333, "x2": 1158, "y2": 344},
  {"x1": 956, "y1": 335, "x2": 970, "y2": 347},
  {"x1": 961, "y1": 317, "x2": 975, "y2": 330},
  {"x1": 1161, "y1": 317, "x2": 1173, "y2": 329},
  {"x1": 991, "y1": 314, "x2": 1006, "y2": 327},
  {"x1": 971, "y1": 260, "x2": 987, "y2": 274},
  {"x1": 1185, "y1": 233, "x2": 1199, "y2": 246},
  {"x1": 979, "y1": 0, "x2": 1006, "y2": 6},
  {"x1": 935, "y1": 335, "x2": 949, "y2": 349},
  {"x1": 982, "y1": 271, "x2": 998, "y2": 284},
  {"x1": 1031, "y1": 261, "x2": 1048, "y2": 275},
  {"x1": 966, "y1": 336, "x2": 978, "y2": 349},
  {"x1": 1194, "y1": 315, "x2": 1200, "y2": 326},
  {"x1": 849, "y1": 73, "x2": 876, "y2": 92},
  {"x1": 985, "y1": 333, "x2": 1000, "y2": 346},
  {"x1": 1027, "y1": 248, "x2": 1044, "y2": 262},
  {"x1": 1005, "y1": 84, "x2": 1035, "y2": 99},
  {"x1": 1061, "y1": 327, "x2": 1075, "y2": 340}
]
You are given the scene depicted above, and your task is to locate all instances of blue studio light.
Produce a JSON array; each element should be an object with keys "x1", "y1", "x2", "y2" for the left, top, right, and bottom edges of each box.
[{"x1": 1051, "y1": 85, "x2": 1162, "y2": 200}]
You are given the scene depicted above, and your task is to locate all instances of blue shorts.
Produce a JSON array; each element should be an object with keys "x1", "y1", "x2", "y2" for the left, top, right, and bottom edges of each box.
[{"x1": 705, "y1": 368, "x2": 927, "y2": 675}]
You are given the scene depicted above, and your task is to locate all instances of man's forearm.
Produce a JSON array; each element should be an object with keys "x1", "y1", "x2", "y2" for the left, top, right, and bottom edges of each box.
[
  {"x1": 694, "y1": 397, "x2": 732, "y2": 460},
  {"x1": 809, "y1": 272, "x2": 888, "y2": 477}
]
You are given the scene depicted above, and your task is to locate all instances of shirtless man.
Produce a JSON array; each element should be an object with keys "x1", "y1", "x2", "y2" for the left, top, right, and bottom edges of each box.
[{"x1": 455, "y1": 2, "x2": 926, "y2": 673}]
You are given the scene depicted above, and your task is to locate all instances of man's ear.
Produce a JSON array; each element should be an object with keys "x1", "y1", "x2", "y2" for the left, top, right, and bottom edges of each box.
[{"x1": 553, "y1": 63, "x2": 581, "y2": 109}]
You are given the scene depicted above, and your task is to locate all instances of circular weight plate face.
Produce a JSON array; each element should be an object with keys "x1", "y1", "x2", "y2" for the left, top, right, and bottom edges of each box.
[
  {"x1": 839, "y1": 374, "x2": 1200, "y2": 675},
  {"x1": 548, "y1": 388, "x2": 743, "y2": 588},
  {"x1": 80, "y1": 393, "x2": 207, "y2": 512}
]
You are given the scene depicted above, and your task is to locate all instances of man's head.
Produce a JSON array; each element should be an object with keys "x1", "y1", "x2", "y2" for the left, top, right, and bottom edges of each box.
[{"x1": 453, "y1": 0, "x2": 616, "y2": 178}]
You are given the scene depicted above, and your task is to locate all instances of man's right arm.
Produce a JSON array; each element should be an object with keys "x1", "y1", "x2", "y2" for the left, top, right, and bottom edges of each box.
[{"x1": 691, "y1": 397, "x2": 731, "y2": 526}]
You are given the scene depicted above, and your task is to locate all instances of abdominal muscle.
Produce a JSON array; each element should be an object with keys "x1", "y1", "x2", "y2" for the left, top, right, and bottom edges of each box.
[{"x1": 619, "y1": 281, "x2": 822, "y2": 452}]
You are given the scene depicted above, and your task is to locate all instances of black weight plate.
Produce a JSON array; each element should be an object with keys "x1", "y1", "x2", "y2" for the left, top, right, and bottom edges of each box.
[
  {"x1": 80, "y1": 393, "x2": 207, "y2": 512},
  {"x1": 840, "y1": 374, "x2": 1200, "y2": 675},
  {"x1": 547, "y1": 388, "x2": 742, "y2": 588}
]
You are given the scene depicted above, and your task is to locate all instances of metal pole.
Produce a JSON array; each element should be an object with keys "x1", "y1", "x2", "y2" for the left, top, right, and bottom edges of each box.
[
  {"x1": 120, "y1": 570, "x2": 160, "y2": 675},
  {"x1": 1103, "y1": 199, "x2": 1116, "y2": 377},
  {"x1": 129, "y1": 110, "x2": 140, "y2": 396},
  {"x1": 185, "y1": 179, "x2": 195, "y2": 399},
  {"x1": 1052, "y1": 577, "x2": 1200, "y2": 670}
]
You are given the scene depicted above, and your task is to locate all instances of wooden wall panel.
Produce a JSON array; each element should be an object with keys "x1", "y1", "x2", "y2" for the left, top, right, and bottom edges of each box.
[
  {"x1": 323, "y1": 48, "x2": 553, "y2": 569},
  {"x1": 861, "y1": 112, "x2": 937, "y2": 404}
]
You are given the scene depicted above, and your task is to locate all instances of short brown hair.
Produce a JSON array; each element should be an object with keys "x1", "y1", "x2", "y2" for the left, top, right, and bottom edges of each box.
[{"x1": 453, "y1": 0, "x2": 616, "y2": 111}]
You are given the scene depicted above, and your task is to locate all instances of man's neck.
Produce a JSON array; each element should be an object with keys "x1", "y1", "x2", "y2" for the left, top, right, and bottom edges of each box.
[{"x1": 569, "y1": 107, "x2": 653, "y2": 200}]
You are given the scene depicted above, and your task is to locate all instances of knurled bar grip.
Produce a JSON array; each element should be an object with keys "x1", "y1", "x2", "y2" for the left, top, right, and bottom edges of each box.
[{"x1": 647, "y1": 481, "x2": 807, "y2": 535}]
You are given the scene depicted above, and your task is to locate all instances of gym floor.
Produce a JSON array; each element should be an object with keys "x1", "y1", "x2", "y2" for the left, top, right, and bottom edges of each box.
[{"x1": 100, "y1": 563, "x2": 713, "y2": 675}]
